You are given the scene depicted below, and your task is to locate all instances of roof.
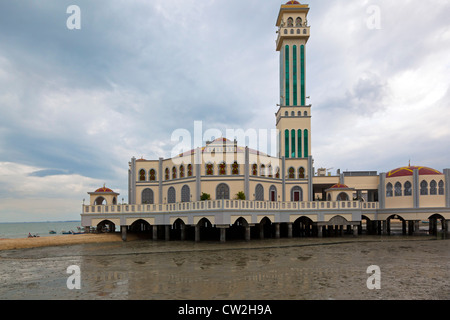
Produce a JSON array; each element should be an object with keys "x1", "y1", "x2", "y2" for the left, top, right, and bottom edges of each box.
[
  {"x1": 387, "y1": 166, "x2": 442, "y2": 178},
  {"x1": 285, "y1": 0, "x2": 301, "y2": 4},
  {"x1": 330, "y1": 184, "x2": 350, "y2": 189},
  {"x1": 93, "y1": 186, "x2": 116, "y2": 193}
]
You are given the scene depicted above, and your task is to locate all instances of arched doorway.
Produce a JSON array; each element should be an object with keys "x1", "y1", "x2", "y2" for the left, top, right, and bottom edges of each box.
[
  {"x1": 96, "y1": 220, "x2": 116, "y2": 233},
  {"x1": 428, "y1": 214, "x2": 446, "y2": 236},
  {"x1": 172, "y1": 218, "x2": 187, "y2": 241},
  {"x1": 259, "y1": 217, "x2": 274, "y2": 239},
  {"x1": 94, "y1": 196, "x2": 106, "y2": 205},
  {"x1": 196, "y1": 218, "x2": 218, "y2": 241},
  {"x1": 386, "y1": 214, "x2": 406, "y2": 235},
  {"x1": 361, "y1": 215, "x2": 375, "y2": 235},
  {"x1": 130, "y1": 219, "x2": 152, "y2": 238},
  {"x1": 337, "y1": 192, "x2": 349, "y2": 201},
  {"x1": 293, "y1": 216, "x2": 314, "y2": 237},
  {"x1": 228, "y1": 217, "x2": 250, "y2": 241}
]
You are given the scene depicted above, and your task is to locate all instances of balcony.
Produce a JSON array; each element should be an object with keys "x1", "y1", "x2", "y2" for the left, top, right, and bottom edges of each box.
[{"x1": 82, "y1": 200, "x2": 379, "y2": 215}]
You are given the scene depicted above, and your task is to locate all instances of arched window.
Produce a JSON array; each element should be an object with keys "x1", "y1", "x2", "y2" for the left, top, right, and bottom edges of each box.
[
  {"x1": 165, "y1": 168, "x2": 169, "y2": 181},
  {"x1": 255, "y1": 184, "x2": 264, "y2": 201},
  {"x1": 268, "y1": 165, "x2": 273, "y2": 177},
  {"x1": 232, "y1": 161, "x2": 239, "y2": 175},
  {"x1": 206, "y1": 163, "x2": 213, "y2": 176},
  {"x1": 285, "y1": 129, "x2": 290, "y2": 159},
  {"x1": 297, "y1": 130, "x2": 302, "y2": 158},
  {"x1": 179, "y1": 165, "x2": 185, "y2": 178},
  {"x1": 168, "y1": 187, "x2": 176, "y2": 204},
  {"x1": 142, "y1": 188, "x2": 154, "y2": 204},
  {"x1": 181, "y1": 185, "x2": 190, "y2": 202},
  {"x1": 216, "y1": 183, "x2": 230, "y2": 200},
  {"x1": 430, "y1": 180, "x2": 437, "y2": 195},
  {"x1": 297, "y1": 29, "x2": 300, "y2": 34},
  {"x1": 291, "y1": 186, "x2": 303, "y2": 202},
  {"x1": 303, "y1": 129, "x2": 309, "y2": 158},
  {"x1": 337, "y1": 192, "x2": 349, "y2": 201},
  {"x1": 300, "y1": 45, "x2": 305, "y2": 106},
  {"x1": 187, "y1": 164, "x2": 193, "y2": 177},
  {"x1": 284, "y1": 29, "x2": 288, "y2": 35},
  {"x1": 252, "y1": 164, "x2": 258, "y2": 176},
  {"x1": 291, "y1": 129, "x2": 296, "y2": 158},
  {"x1": 290, "y1": 29, "x2": 294, "y2": 34},
  {"x1": 438, "y1": 180, "x2": 445, "y2": 195},
  {"x1": 260, "y1": 164, "x2": 266, "y2": 177},
  {"x1": 295, "y1": 17, "x2": 302, "y2": 27},
  {"x1": 293, "y1": 45, "x2": 297, "y2": 106},
  {"x1": 386, "y1": 183, "x2": 393, "y2": 197},
  {"x1": 288, "y1": 167, "x2": 295, "y2": 179},
  {"x1": 420, "y1": 180, "x2": 428, "y2": 195},
  {"x1": 404, "y1": 181, "x2": 412, "y2": 196},
  {"x1": 285, "y1": 111, "x2": 289, "y2": 116},
  {"x1": 172, "y1": 166, "x2": 177, "y2": 179},
  {"x1": 285, "y1": 45, "x2": 290, "y2": 106},
  {"x1": 219, "y1": 162, "x2": 226, "y2": 175},
  {"x1": 95, "y1": 196, "x2": 106, "y2": 205},
  {"x1": 303, "y1": 29, "x2": 307, "y2": 34},
  {"x1": 149, "y1": 169, "x2": 156, "y2": 181},
  {"x1": 139, "y1": 169, "x2": 146, "y2": 181},
  {"x1": 287, "y1": 17, "x2": 294, "y2": 27},
  {"x1": 304, "y1": 111, "x2": 308, "y2": 116},
  {"x1": 269, "y1": 185, "x2": 277, "y2": 201},
  {"x1": 299, "y1": 167, "x2": 305, "y2": 179},
  {"x1": 298, "y1": 111, "x2": 301, "y2": 116},
  {"x1": 394, "y1": 182, "x2": 402, "y2": 197},
  {"x1": 275, "y1": 167, "x2": 280, "y2": 179}
]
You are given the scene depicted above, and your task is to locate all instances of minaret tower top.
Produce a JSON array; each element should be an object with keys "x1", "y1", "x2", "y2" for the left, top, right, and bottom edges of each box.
[{"x1": 276, "y1": 1, "x2": 310, "y2": 51}]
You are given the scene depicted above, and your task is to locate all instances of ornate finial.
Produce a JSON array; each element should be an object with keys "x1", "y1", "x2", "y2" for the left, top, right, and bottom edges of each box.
[{"x1": 408, "y1": 159, "x2": 411, "y2": 167}]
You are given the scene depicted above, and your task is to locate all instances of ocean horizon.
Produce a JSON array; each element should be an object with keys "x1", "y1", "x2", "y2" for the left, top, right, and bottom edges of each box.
[{"x1": 0, "y1": 221, "x2": 84, "y2": 239}]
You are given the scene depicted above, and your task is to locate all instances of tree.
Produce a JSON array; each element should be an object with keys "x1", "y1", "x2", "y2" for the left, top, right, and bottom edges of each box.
[{"x1": 200, "y1": 192, "x2": 211, "y2": 201}]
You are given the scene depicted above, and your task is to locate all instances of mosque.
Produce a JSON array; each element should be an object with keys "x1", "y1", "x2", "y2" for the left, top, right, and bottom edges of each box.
[{"x1": 81, "y1": 1, "x2": 450, "y2": 242}]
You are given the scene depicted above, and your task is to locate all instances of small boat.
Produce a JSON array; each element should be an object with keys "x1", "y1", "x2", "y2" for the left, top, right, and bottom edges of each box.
[
  {"x1": 61, "y1": 230, "x2": 73, "y2": 235},
  {"x1": 49, "y1": 230, "x2": 57, "y2": 234},
  {"x1": 28, "y1": 233, "x2": 40, "y2": 238}
]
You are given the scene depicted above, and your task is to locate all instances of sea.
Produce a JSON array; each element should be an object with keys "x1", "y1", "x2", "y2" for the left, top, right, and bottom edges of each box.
[{"x1": 0, "y1": 221, "x2": 83, "y2": 239}]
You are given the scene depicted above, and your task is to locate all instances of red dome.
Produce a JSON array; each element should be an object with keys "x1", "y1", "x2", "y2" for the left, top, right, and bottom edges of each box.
[
  {"x1": 387, "y1": 166, "x2": 442, "y2": 178},
  {"x1": 285, "y1": 0, "x2": 301, "y2": 4},
  {"x1": 330, "y1": 184, "x2": 350, "y2": 189},
  {"x1": 95, "y1": 186, "x2": 114, "y2": 193}
]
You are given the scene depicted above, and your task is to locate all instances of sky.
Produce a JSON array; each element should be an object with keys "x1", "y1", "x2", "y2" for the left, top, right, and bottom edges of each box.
[{"x1": 0, "y1": 0, "x2": 449, "y2": 222}]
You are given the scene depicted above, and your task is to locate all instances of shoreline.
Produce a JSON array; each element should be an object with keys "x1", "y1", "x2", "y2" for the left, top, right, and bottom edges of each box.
[{"x1": 0, "y1": 232, "x2": 443, "y2": 251}]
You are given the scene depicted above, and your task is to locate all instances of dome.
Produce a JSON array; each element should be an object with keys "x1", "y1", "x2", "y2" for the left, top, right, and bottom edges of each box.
[
  {"x1": 387, "y1": 166, "x2": 442, "y2": 178},
  {"x1": 329, "y1": 184, "x2": 350, "y2": 189},
  {"x1": 285, "y1": 0, "x2": 301, "y2": 4},
  {"x1": 94, "y1": 186, "x2": 115, "y2": 193}
]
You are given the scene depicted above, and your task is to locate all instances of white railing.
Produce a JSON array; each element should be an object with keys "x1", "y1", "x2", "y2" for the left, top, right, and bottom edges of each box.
[{"x1": 82, "y1": 200, "x2": 379, "y2": 214}]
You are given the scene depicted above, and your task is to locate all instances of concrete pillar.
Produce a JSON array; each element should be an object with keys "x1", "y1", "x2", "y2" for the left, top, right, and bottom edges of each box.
[
  {"x1": 121, "y1": 226, "x2": 127, "y2": 242},
  {"x1": 413, "y1": 220, "x2": 420, "y2": 235},
  {"x1": 317, "y1": 225, "x2": 323, "y2": 238},
  {"x1": 259, "y1": 223, "x2": 264, "y2": 239},
  {"x1": 382, "y1": 221, "x2": 387, "y2": 235},
  {"x1": 165, "y1": 225, "x2": 170, "y2": 241},
  {"x1": 220, "y1": 228, "x2": 226, "y2": 243},
  {"x1": 275, "y1": 223, "x2": 280, "y2": 239},
  {"x1": 287, "y1": 223, "x2": 293, "y2": 238},
  {"x1": 195, "y1": 224, "x2": 200, "y2": 242},
  {"x1": 245, "y1": 226, "x2": 251, "y2": 241},
  {"x1": 446, "y1": 220, "x2": 450, "y2": 236},
  {"x1": 353, "y1": 225, "x2": 358, "y2": 237},
  {"x1": 152, "y1": 225, "x2": 158, "y2": 241}
]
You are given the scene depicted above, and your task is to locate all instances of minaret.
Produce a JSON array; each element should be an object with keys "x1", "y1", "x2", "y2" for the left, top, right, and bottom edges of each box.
[{"x1": 275, "y1": 1, "x2": 311, "y2": 160}]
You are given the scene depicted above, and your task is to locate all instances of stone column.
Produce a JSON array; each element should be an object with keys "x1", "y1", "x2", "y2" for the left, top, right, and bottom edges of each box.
[
  {"x1": 446, "y1": 220, "x2": 450, "y2": 236},
  {"x1": 382, "y1": 221, "x2": 387, "y2": 235},
  {"x1": 259, "y1": 223, "x2": 264, "y2": 239},
  {"x1": 121, "y1": 226, "x2": 127, "y2": 242},
  {"x1": 413, "y1": 220, "x2": 420, "y2": 236},
  {"x1": 245, "y1": 226, "x2": 251, "y2": 242},
  {"x1": 220, "y1": 228, "x2": 226, "y2": 243},
  {"x1": 275, "y1": 223, "x2": 280, "y2": 239},
  {"x1": 180, "y1": 224, "x2": 186, "y2": 241},
  {"x1": 195, "y1": 224, "x2": 200, "y2": 242},
  {"x1": 165, "y1": 225, "x2": 170, "y2": 241},
  {"x1": 317, "y1": 225, "x2": 323, "y2": 238},
  {"x1": 287, "y1": 223, "x2": 293, "y2": 238},
  {"x1": 353, "y1": 225, "x2": 358, "y2": 237},
  {"x1": 152, "y1": 225, "x2": 158, "y2": 240}
]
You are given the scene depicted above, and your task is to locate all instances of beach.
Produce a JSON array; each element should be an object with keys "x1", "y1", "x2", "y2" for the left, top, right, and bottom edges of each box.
[
  {"x1": 0, "y1": 234, "x2": 449, "y2": 300},
  {"x1": 0, "y1": 233, "x2": 130, "y2": 251}
]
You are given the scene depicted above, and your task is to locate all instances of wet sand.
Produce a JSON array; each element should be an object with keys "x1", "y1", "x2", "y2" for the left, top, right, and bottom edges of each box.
[{"x1": 0, "y1": 235, "x2": 448, "y2": 300}]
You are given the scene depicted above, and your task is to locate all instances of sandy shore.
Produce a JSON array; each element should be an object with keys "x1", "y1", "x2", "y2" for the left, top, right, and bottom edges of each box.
[{"x1": 0, "y1": 233, "x2": 141, "y2": 251}]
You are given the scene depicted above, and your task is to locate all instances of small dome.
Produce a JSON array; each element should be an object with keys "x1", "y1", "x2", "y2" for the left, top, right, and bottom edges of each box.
[
  {"x1": 94, "y1": 186, "x2": 114, "y2": 193},
  {"x1": 387, "y1": 166, "x2": 442, "y2": 178},
  {"x1": 330, "y1": 184, "x2": 350, "y2": 189},
  {"x1": 285, "y1": 0, "x2": 301, "y2": 4}
]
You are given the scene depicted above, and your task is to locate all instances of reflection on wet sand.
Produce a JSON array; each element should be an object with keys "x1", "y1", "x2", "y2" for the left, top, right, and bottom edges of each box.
[{"x1": 0, "y1": 236, "x2": 449, "y2": 300}]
